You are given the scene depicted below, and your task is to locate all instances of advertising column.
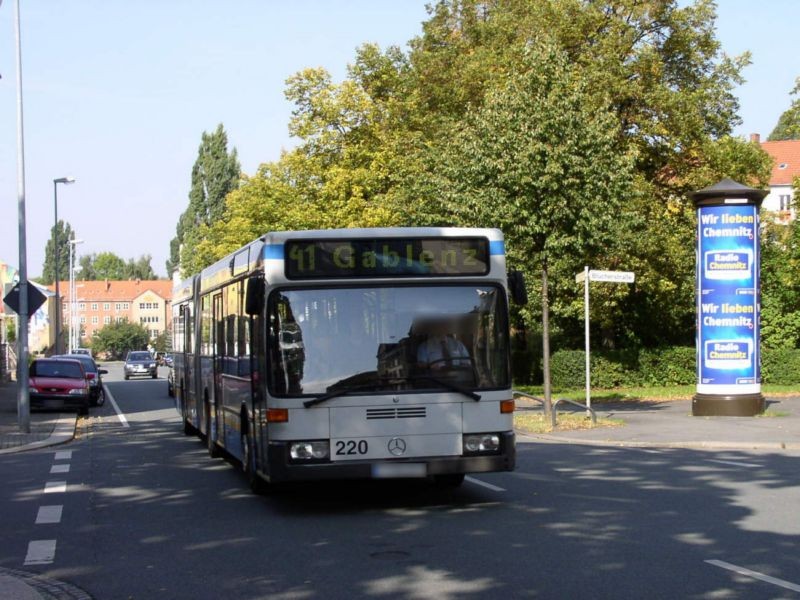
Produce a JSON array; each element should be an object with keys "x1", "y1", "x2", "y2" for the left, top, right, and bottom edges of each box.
[{"x1": 691, "y1": 179, "x2": 767, "y2": 416}]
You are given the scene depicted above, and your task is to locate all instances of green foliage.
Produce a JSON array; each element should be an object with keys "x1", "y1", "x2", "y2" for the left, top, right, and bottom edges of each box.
[
  {"x1": 168, "y1": 124, "x2": 241, "y2": 278},
  {"x1": 78, "y1": 253, "x2": 157, "y2": 281},
  {"x1": 41, "y1": 221, "x2": 75, "y2": 284},
  {"x1": 762, "y1": 348, "x2": 800, "y2": 385},
  {"x1": 768, "y1": 78, "x2": 800, "y2": 141},
  {"x1": 550, "y1": 347, "x2": 696, "y2": 389},
  {"x1": 91, "y1": 319, "x2": 150, "y2": 360}
]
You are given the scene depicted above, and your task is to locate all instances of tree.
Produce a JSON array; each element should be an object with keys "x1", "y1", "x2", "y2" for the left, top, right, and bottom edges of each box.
[
  {"x1": 167, "y1": 124, "x2": 241, "y2": 278},
  {"x1": 434, "y1": 41, "x2": 634, "y2": 417},
  {"x1": 769, "y1": 78, "x2": 800, "y2": 141},
  {"x1": 41, "y1": 220, "x2": 75, "y2": 284},
  {"x1": 91, "y1": 319, "x2": 150, "y2": 360},
  {"x1": 78, "y1": 253, "x2": 158, "y2": 281}
]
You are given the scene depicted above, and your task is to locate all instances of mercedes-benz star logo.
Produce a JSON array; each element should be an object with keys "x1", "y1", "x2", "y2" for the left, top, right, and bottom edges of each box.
[{"x1": 388, "y1": 437, "x2": 407, "y2": 456}]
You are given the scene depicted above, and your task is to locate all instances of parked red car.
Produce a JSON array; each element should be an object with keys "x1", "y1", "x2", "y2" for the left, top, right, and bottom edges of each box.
[{"x1": 29, "y1": 358, "x2": 90, "y2": 415}]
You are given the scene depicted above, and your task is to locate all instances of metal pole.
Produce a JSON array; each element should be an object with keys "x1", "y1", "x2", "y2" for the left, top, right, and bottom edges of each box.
[
  {"x1": 14, "y1": 0, "x2": 30, "y2": 432},
  {"x1": 68, "y1": 243, "x2": 73, "y2": 352},
  {"x1": 584, "y1": 266, "x2": 591, "y2": 416},
  {"x1": 53, "y1": 181, "x2": 60, "y2": 354}
]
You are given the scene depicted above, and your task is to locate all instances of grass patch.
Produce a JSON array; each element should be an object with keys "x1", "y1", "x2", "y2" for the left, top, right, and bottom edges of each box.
[
  {"x1": 757, "y1": 410, "x2": 790, "y2": 418},
  {"x1": 514, "y1": 383, "x2": 800, "y2": 403},
  {"x1": 514, "y1": 411, "x2": 625, "y2": 434}
]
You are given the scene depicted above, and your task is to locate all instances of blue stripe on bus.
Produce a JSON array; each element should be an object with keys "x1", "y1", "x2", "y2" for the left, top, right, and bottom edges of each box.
[
  {"x1": 489, "y1": 241, "x2": 505, "y2": 256},
  {"x1": 263, "y1": 244, "x2": 284, "y2": 259}
]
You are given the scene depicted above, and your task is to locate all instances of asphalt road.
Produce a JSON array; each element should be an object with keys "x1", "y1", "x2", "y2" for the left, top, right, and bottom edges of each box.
[{"x1": 0, "y1": 363, "x2": 799, "y2": 599}]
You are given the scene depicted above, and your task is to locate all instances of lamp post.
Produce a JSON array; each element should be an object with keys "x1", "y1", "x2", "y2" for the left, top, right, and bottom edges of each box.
[
  {"x1": 67, "y1": 239, "x2": 83, "y2": 352},
  {"x1": 53, "y1": 176, "x2": 75, "y2": 354}
]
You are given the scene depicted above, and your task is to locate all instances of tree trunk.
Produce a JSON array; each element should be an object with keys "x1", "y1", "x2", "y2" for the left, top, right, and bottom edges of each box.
[{"x1": 541, "y1": 256, "x2": 555, "y2": 427}]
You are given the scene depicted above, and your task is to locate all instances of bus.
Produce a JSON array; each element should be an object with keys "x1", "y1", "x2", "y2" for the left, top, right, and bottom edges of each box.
[{"x1": 172, "y1": 227, "x2": 525, "y2": 492}]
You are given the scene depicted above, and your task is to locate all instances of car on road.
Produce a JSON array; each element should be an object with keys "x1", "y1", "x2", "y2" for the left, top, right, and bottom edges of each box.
[
  {"x1": 72, "y1": 347, "x2": 93, "y2": 358},
  {"x1": 53, "y1": 353, "x2": 108, "y2": 406},
  {"x1": 124, "y1": 351, "x2": 158, "y2": 380},
  {"x1": 29, "y1": 358, "x2": 90, "y2": 415}
]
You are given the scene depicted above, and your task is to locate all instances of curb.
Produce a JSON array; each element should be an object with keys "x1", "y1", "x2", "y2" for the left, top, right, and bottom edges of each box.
[
  {"x1": 515, "y1": 430, "x2": 800, "y2": 451},
  {"x1": 0, "y1": 413, "x2": 77, "y2": 456}
]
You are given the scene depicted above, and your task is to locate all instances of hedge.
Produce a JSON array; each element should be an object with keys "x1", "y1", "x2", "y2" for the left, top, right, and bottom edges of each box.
[{"x1": 542, "y1": 346, "x2": 800, "y2": 389}]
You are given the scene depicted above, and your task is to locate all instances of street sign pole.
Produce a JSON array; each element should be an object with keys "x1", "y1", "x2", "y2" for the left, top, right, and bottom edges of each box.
[
  {"x1": 584, "y1": 266, "x2": 590, "y2": 415},
  {"x1": 576, "y1": 269, "x2": 636, "y2": 419}
]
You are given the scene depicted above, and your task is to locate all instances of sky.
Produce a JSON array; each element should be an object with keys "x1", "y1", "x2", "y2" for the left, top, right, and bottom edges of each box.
[{"x1": 1, "y1": 1, "x2": 798, "y2": 280}]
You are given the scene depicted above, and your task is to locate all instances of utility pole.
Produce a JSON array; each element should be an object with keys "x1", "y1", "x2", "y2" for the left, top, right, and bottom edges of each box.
[{"x1": 14, "y1": 0, "x2": 30, "y2": 432}]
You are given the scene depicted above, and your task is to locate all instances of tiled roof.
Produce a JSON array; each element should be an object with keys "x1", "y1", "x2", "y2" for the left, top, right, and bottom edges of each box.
[
  {"x1": 761, "y1": 140, "x2": 800, "y2": 186},
  {"x1": 48, "y1": 280, "x2": 172, "y2": 302}
]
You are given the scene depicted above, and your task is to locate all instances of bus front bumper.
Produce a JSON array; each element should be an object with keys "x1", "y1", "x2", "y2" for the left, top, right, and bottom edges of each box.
[{"x1": 264, "y1": 432, "x2": 515, "y2": 483}]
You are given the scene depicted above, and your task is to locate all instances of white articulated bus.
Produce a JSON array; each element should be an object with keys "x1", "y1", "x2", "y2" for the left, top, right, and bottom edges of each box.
[{"x1": 172, "y1": 227, "x2": 524, "y2": 491}]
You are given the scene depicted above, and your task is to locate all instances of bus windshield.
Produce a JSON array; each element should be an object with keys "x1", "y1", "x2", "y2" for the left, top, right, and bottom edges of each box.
[{"x1": 268, "y1": 285, "x2": 509, "y2": 397}]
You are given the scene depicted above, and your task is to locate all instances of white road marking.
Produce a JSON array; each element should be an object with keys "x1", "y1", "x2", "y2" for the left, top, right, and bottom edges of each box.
[
  {"x1": 706, "y1": 560, "x2": 800, "y2": 593},
  {"x1": 35, "y1": 505, "x2": 63, "y2": 525},
  {"x1": 44, "y1": 481, "x2": 67, "y2": 494},
  {"x1": 465, "y1": 476, "x2": 506, "y2": 492},
  {"x1": 54, "y1": 450, "x2": 72, "y2": 460},
  {"x1": 707, "y1": 459, "x2": 760, "y2": 469},
  {"x1": 104, "y1": 384, "x2": 129, "y2": 428},
  {"x1": 24, "y1": 540, "x2": 57, "y2": 565},
  {"x1": 50, "y1": 464, "x2": 70, "y2": 474}
]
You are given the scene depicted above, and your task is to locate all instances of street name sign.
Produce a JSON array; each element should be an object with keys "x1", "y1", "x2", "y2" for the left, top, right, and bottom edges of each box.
[{"x1": 588, "y1": 270, "x2": 635, "y2": 283}]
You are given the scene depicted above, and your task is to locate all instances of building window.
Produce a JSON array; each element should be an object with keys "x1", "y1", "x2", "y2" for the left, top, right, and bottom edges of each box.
[
  {"x1": 115, "y1": 303, "x2": 122, "y2": 311},
  {"x1": 123, "y1": 303, "x2": 130, "y2": 310},
  {"x1": 104, "y1": 316, "x2": 110, "y2": 325},
  {"x1": 62, "y1": 303, "x2": 68, "y2": 313},
  {"x1": 91, "y1": 303, "x2": 98, "y2": 311},
  {"x1": 104, "y1": 303, "x2": 110, "y2": 311},
  {"x1": 116, "y1": 316, "x2": 124, "y2": 323},
  {"x1": 91, "y1": 316, "x2": 98, "y2": 325},
  {"x1": 80, "y1": 316, "x2": 86, "y2": 324},
  {"x1": 780, "y1": 195, "x2": 792, "y2": 211},
  {"x1": 79, "y1": 303, "x2": 86, "y2": 310}
]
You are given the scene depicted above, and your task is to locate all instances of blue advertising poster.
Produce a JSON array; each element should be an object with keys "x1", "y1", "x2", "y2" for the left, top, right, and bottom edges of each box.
[{"x1": 696, "y1": 204, "x2": 760, "y2": 392}]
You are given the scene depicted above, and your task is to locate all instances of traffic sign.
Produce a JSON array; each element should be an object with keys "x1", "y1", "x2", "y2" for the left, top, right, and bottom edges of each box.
[
  {"x1": 588, "y1": 270, "x2": 635, "y2": 283},
  {"x1": 3, "y1": 282, "x2": 47, "y2": 316}
]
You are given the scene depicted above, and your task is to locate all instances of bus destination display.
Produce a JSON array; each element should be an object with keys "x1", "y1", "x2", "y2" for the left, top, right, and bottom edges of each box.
[{"x1": 285, "y1": 238, "x2": 490, "y2": 279}]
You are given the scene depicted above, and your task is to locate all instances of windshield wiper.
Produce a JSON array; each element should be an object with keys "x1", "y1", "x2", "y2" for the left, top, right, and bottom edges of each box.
[
  {"x1": 303, "y1": 382, "x2": 380, "y2": 408},
  {"x1": 303, "y1": 373, "x2": 481, "y2": 408},
  {"x1": 401, "y1": 375, "x2": 481, "y2": 401}
]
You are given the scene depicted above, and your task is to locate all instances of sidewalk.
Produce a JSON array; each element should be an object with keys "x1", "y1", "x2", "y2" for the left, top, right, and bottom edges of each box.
[
  {"x1": 0, "y1": 380, "x2": 77, "y2": 455},
  {"x1": 516, "y1": 394, "x2": 800, "y2": 450}
]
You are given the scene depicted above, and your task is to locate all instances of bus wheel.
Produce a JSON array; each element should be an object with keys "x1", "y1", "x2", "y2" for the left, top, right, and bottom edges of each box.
[
  {"x1": 206, "y1": 401, "x2": 221, "y2": 458},
  {"x1": 241, "y1": 431, "x2": 269, "y2": 495},
  {"x1": 432, "y1": 473, "x2": 465, "y2": 488}
]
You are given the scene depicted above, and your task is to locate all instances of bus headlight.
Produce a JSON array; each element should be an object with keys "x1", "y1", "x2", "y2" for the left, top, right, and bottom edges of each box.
[
  {"x1": 289, "y1": 441, "x2": 330, "y2": 461},
  {"x1": 463, "y1": 433, "x2": 501, "y2": 454}
]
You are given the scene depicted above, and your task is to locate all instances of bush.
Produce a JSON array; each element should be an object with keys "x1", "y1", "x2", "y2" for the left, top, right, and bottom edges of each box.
[
  {"x1": 762, "y1": 348, "x2": 800, "y2": 385},
  {"x1": 549, "y1": 346, "x2": 696, "y2": 390}
]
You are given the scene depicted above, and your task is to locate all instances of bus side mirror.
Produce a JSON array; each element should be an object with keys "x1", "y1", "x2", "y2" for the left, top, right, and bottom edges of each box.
[
  {"x1": 245, "y1": 277, "x2": 265, "y2": 316},
  {"x1": 508, "y1": 270, "x2": 528, "y2": 305}
]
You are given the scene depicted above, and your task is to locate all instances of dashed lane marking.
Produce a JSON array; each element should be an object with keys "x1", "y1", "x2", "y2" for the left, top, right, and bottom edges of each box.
[
  {"x1": 707, "y1": 459, "x2": 760, "y2": 469},
  {"x1": 35, "y1": 505, "x2": 63, "y2": 525},
  {"x1": 24, "y1": 540, "x2": 56, "y2": 565},
  {"x1": 104, "y1": 384, "x2": 130, "y2": 428},
  {"x1": 464, "y1": 476, "x2": 506, "y2": 492},
  {"x1": 43, "y1": 481, "x2": 67, "y2": 494},
  {"x1": 50, "y1": 463, "x2": 70, "y2": 474},
  {"x1": 54, "y1": 450, "x2": 72, "y2": 460},
  {"x1": 706, "y1": 559, "x2": 800, "y2": 593}
]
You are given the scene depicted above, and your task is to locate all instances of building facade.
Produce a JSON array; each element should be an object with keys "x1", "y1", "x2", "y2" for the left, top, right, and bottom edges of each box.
[
  {"x1": 755, "y1": 134, "x2": 800, "y2": 223},
  {"x1": 52, "y1": 279, "x2": 172, "y2": 344}
]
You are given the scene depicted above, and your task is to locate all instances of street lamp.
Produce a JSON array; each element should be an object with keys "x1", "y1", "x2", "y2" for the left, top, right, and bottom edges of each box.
[
  {"x1": 68, "y1": 239, "x2": 84, "y2": 352},
  {"x1": 53, "y1": 175, "x2": 75, "y2": 354}
]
